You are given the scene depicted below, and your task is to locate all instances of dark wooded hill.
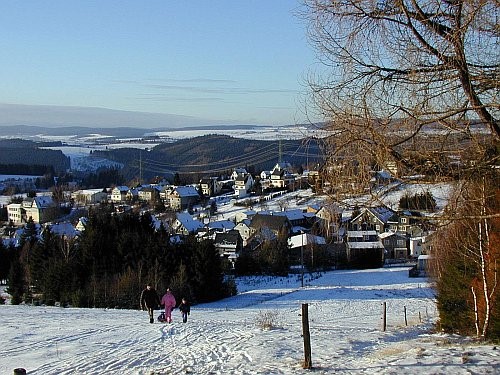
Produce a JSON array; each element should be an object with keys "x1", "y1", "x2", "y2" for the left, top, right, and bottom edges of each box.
[
  {"x1": 93, "y1": 134, "x2": 323, "y2": 181},
  {"x1": 0, "y1": 139, "x2": 70, "y2": 173}
]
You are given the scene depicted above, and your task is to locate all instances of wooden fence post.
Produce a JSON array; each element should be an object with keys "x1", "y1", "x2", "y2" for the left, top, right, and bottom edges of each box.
[
  {"x1": 382, "y1": 302, "x2": 387, "y2": 331},
  {"x1": 301, "y1": 303, "x2": 312, "y2": 369},
  {"x1": 404, "y1": 306, "x2": 408, "y2": 326}
]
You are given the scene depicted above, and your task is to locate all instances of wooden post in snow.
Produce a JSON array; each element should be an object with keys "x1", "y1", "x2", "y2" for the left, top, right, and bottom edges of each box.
[
  {"x1": 382, "y1": 302, "x2": 387, "y2": 331},
  {"x1": 13, "y1": 369, "x2": 26, "y2": 375},
  {"x1": 404, "y1": 306, "x2": 408, "y2": 326},
  {"x1": 301, "y1": 303, "x2": 312, "y2": 369}
]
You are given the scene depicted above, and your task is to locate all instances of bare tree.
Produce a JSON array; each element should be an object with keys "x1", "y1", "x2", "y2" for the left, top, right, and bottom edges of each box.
[
  {"x1": 433, "y1": 177, "x2": 498, "y2": 338},
  {"x1": 302, "y1": 0, "x2": 500, "y2": 339},
  {"x1": 302, "y1": 0, "x2": 499, "y2": 196}
]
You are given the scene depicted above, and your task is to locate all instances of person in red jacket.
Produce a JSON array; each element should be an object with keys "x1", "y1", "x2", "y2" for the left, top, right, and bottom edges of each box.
[{"x1": 160, "y1": 288, "x2": 177, "y2": 323}]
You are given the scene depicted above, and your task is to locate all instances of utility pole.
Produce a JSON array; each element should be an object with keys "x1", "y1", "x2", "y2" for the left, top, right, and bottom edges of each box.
[
  {"x1": 301, "y1": 231, "x2": 304, "y2": 288},
  {"x1": 139, "y1": 150, "x2": 142, "y2": 185},
  {"x1": 278, "y1": 138, "x2": 282, "y2": 163}
]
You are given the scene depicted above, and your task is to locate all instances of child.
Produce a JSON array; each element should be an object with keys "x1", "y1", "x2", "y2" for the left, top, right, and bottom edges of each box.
[
  {"x1": 178, "y1": 298, "x2": 191, "y2": 323},
  {"x1": 160, "y1": 288, "x2": 176, "y2": 323}
]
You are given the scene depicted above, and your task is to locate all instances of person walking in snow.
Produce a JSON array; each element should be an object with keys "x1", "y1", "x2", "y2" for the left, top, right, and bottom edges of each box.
[
  {"x1": 140, "y1": 283, "x2": 161, "y2": 324},
  {"x1": 160, "y1": 288, "x2": 176, "y2": 323},
  {"x1": 178, "y1": 298, "x2": 191, "y2": 323}
]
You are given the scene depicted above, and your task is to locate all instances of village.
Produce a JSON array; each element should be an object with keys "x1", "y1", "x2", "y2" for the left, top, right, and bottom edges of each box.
[{"x1": 1, "y1": 159, "x2": 443, "y2": 277}]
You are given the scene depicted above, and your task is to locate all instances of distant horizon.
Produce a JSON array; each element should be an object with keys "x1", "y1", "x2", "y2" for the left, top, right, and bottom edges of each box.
[{"x1": 0, "y1": 102, "x2": 291, "y2": 129}]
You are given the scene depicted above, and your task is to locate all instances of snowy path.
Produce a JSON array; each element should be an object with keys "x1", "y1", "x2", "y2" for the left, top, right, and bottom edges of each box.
[{"x1": 1, "y1": 268, "x2": 498, "y2": 374}]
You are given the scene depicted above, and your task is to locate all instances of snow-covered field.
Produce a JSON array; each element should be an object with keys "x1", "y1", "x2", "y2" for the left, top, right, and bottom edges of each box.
[{"x1": 1, "y1": 267, "x2": 498, "y2": 375}]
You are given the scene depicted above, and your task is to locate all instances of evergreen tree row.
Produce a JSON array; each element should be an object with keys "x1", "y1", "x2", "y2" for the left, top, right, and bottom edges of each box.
[
  {"x1": 399, "y1": 191, "x2": 437, "y2": 211},
  {"x1": 4, "y1": 209, "x2": 236, "y2": 309}
]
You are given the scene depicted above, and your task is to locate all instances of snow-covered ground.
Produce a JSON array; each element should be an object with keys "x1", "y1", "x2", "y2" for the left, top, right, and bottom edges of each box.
[{"x1": 1, "y1": 267, "x2": 498, "y2": 374}]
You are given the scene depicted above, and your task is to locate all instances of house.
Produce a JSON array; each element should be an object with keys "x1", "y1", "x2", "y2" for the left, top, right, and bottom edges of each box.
[
  {"x1": 379, "y1": 231, "x2": 409, "y2": 260},
  {"x1": 249, "y1": 213, "x2": 292, "y2": 239},
  {"x1": 166, "y1": 186, "x2": 200, "y2": 211},
  {"x1": 138, "y1": 186, "x2": 160, "y2": 202},
  {"x1": 7, "y1": 203, "x2": 23, "y2": 224},
  {"x1": 207, "y1": 219, "x2": 235, "y2": 233},
  {"x1": 260, "y1": 170, "x2": 272, "y2": 181},
  {"x1": 409, "y1": 236, "x2": 424, "y2": 258},
  {"x1": 288, "y1": 232, "x2": 326, "y2": 249},
  {"x1": 46, "y1": 221, "x2": 80, "y2": 239},
  {"x1": 234, "y1": 210, "x2": 257, "y2": 224},
  {"x1": 275, "y1": 209, "x2": 309, "y2": 233},
  {"x1": 171, "y1": 212, "x2": 203, "y2": 235},
  {"x1": 410, "y1": 232, "x2": 436, "y2": 258},
  {"x1": 269, "y1": 169, "x2": 295, "y2": 189},
  {"x1": 417, "y1": 254, "x2": 432, "y2": 274},
  {"x1": 234, "y1": 220, "x2": 252, "y2": 247},
  {"x1": 126, "y1": 188, "x2": 139, "y2": 202},
  {"x1": 314, "y1": 204, "x2": 343, "y2": 239},
  {"x1": 411, "y1": 254, "x2": 432, "y2": 277},
  {"x1": 214, "y1": 230, "x2": 243, "y2": 265},
  {"x1": 75, "y1": 217, "x2": 88, "y2": 232},
  {"x1": 199, "y1": 177, "x2": 222, "y2": 197},
  {"x1": 7, "y1": 196, "x2": 57, "y2": 224},
  {"x1": 349, "y1": 206, "x2": 395, "y2": 233},
  {"x1": 71, "y1": 189, "x2": 108, "y2": 205},
  {"x1": 110, "y1": 186, "x2": 130, "y2": 203},
  {"x1": 385, "y1": 210, "x2": 423, "y2": 235},
  {"x1": 268, "y1": 162, "x2": 295, "y2": 189},
  {"x1": 233, "y1": 173, "x2": 254, "y2": 198},
  {"x1": 231, "y1": 168, "x2": 248, "y2": 180},
  {"x1": 345, "y1": 230, "x2": 385, "y2": 268},
  {"x1": 260, "y1": 162, "x2": 294, "y2": 189}
]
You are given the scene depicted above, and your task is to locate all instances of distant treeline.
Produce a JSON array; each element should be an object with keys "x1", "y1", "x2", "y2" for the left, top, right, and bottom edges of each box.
[
  {"x1": 0, "y1": 139, "x2": 70, "y2": 173},
  {"x1": 0, "y1": 164, "x2": 55, "y2": 176}
]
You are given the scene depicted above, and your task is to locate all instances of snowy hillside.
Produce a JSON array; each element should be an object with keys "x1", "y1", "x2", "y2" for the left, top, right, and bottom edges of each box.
[{"x1": 1, "y1": 267, "x2": 498, "y2": 374}]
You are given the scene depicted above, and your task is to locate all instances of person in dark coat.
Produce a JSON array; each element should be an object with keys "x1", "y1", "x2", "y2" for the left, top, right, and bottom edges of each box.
[
  {"x1": 178, "y1": 298, "x2": 191, "y2": 323},
  {"x1": 140, "y1": 283, "x2": 161, "y2": 323}
]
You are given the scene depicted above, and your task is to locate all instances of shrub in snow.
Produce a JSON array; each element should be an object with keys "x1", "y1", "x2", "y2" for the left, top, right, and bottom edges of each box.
[{"x1": 256, "y1": 310, "x2": 281, "y2": 330}]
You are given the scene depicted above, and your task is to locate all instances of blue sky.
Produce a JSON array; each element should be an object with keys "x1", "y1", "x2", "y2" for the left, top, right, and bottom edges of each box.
[{"x1": 0, "y1": 1, "x2": 318, "y2": 128}]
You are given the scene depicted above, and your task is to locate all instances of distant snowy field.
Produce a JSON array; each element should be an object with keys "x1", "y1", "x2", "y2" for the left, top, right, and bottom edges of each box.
[
  {"x1": 1, "y1": 267, "x2": 498, "y2": 375},
  {"x1": 31, "y1": 125, "x2": 322, "y2": 171}
]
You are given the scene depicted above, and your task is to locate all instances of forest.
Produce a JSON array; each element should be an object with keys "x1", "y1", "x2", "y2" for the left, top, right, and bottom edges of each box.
[
  {"x1": 0, "y1": 139, "x2": 70, "y2": 173},
  {"x1": 1, "y1": 207, "x2": 237, "y2": 309}
]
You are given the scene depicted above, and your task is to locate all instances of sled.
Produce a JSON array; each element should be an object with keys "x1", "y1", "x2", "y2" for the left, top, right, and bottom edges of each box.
[{"x1": 157, "y1": 312, "x2": 166, "y2": 322}]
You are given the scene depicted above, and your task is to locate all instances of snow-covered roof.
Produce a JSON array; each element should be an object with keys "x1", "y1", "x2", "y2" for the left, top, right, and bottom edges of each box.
[
  {"x1": 48, "y1": 222, "x2": 79, "y2": 238},
  {"x1": 32, "y1": 196, "x2": 54, "y2": 208},
  {"x1": 174, "y1": 186, "x2": 200, "y2": 197},
  {"x1": 288, "y1": 233, "x2": 326, "y2": 248},
  {"x1": 175, "y1": 213, "x2": 203, "y2": 232},
  {"x1": 369, "y1": 206, "x2": 395, "y2": 223},
  {"x1": 275, "y1": 209, "x2": 305, "y2": 221},
  {"x1": 347, "y1": 241, "x2": 384, "y2": 249},
  {"x1": 208, "y1": 220, "x2": 235, "y2": 231},
  {"x1": 113, "y1": 186, "x2": 130, "y2": 192}
]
